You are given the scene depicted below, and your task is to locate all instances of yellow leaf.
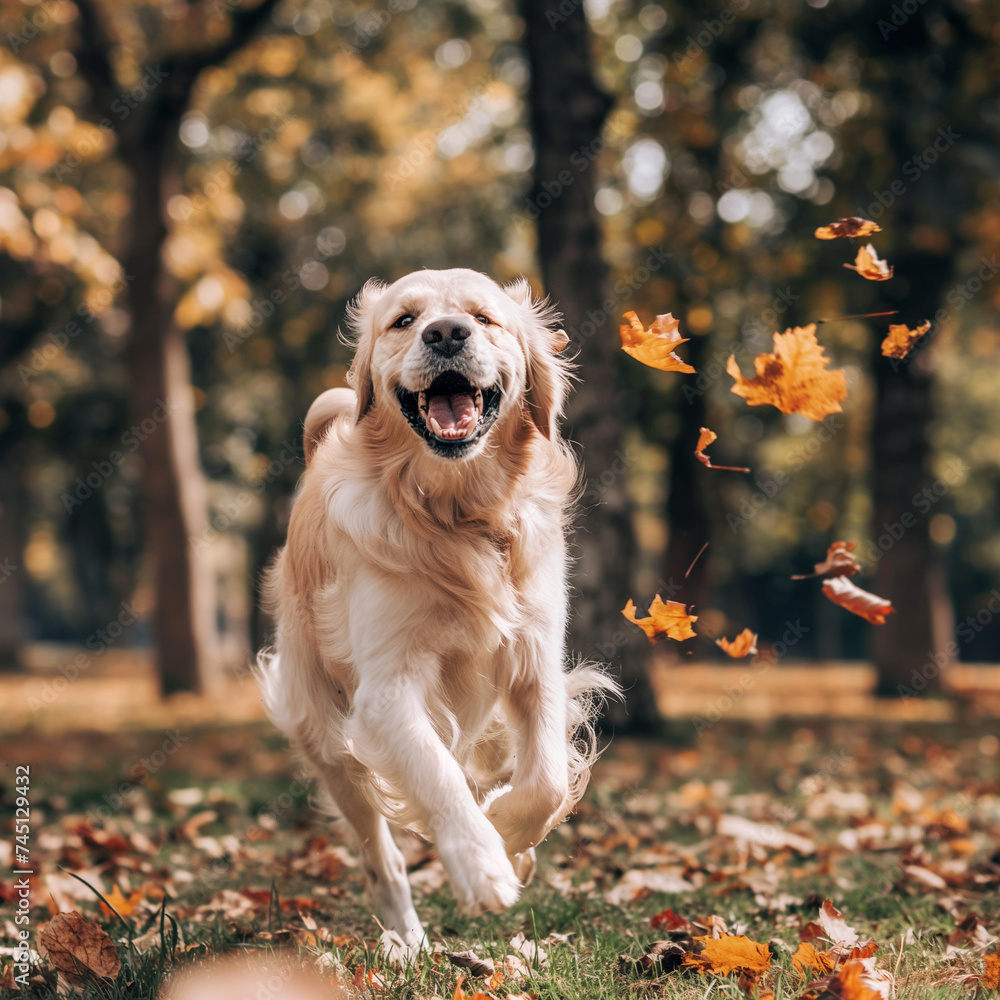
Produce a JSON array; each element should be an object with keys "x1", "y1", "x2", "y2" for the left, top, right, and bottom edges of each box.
[
  {"x1": 814, "y1": 217, "x2": 882, "y2": 240},
  {"x1": 716, "y1": 628, "x2": 758, "y2": 658},
  {"x1": 622, "y1": 595, "x2": 698, "y2": 642},
  {"x1": 843, "y1": 243, "x2": 893, "y2": 281},
  {"x1": 880, "y1": 321, "x2": 931, "y2": 360},
  {"x1": 620, "y1": 311, "x2": 696, "y2": 373},
  {"x1": 682, "y1": 934, "x2": 771, "y2": 976}
]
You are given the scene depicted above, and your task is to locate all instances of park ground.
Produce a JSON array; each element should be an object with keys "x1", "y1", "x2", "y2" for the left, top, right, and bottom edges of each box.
[{"x1": 0, "y1": 668, "x2": 999, "y2": 998}]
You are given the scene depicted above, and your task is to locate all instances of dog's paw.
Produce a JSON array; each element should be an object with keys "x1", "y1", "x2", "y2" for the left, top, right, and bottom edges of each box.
[
  {"x1": 437, "y1": 820, "x2": 522, "y2": 916},
  {"x1": 510, "y1": 846, "x2": 536, "y2": 887},
  {"x1": 379, "y1": 928, "x2": 424, "y2": 968}
]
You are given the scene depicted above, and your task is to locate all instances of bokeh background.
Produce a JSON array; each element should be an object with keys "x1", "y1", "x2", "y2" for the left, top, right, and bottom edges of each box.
[{"x1": 2, "y1": 0, "x2": 1000, "y2": 729}]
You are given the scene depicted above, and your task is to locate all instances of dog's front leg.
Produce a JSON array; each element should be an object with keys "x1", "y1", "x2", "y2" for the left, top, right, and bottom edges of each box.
[
  {"x1": 348, "y1": 670, "x2": 522, "y2": 916},
  {"x1": 486, "y1": 630, "x2": 571, "y2": 858}
]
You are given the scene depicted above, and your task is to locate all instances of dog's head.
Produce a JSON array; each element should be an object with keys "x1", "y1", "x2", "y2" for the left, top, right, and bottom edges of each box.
[{"x1": 346, "y1": 269, "x2": 570, "y2": 460}]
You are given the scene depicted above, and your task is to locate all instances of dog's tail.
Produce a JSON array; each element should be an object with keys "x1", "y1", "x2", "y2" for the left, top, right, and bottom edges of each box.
[
  {"x1": 303, "y1": 387, "x2": 356, "y2": 464},
  {"x1": 564, "y1": 661, "x2": 623, "y2": 812}
]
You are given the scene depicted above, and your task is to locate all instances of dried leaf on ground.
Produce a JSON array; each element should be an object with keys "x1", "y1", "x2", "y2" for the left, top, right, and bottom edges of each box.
[
  {"x1": 814, "y1": 218, "x2": 882, "y2": 240},
  {"x1": 880, "y1": 321, "x2": 931, "y2": 360},
  {"x1": 800, "y1": 900, "x2": 860, "y2": 955},
  {"x1": 801, "y1": 959, "x2": 891, "y2": 1000},
  {"x1": 792, "y1": 541, "x2": 862, "y2": 580},
  {"x1": 844, "y1": 244, "x2": 893, "y2": 281},
  {"x1": 717, "y1": 814, "x2": 815, "y2": 854},
  {"x1": 726, "y1": 325, "x2": 848, "y2": 422},
  {"x1": 619, "y1": 311, "x2": 696, "y2": 373},
  {"x1": 38, "y1": 911, "x2": 121, "y2": 982},
  {"x1": 822, "y1": 577, "x2": 896, "y2": 625},
  {"x1": 695, "y1": 427, "x2": 751, "y2": 473},
  {"x1": 99, "y1": 885, "x2": 145, "y2": 919},
  {"x1": 682, "y1": 934, "x2": 772, "y2": 976},
  {"x1": 605, "y1": 868, "x2": 695, "y2": 904},
  {"x1": 792, "y1": 941, "x2": 836, "y2": 977},
  {"x1": 447, "y1": 951, "x2": 495, "y2": 977},
  {"x1": 716, "y1": 628, "x2": 759, "y2": 658},
  {"x1": 981, "y1": 953, "x2": 1000, "y2": 989},
  {"x1": 622, "y1": 595, "x2": 698, "y2": 642}
]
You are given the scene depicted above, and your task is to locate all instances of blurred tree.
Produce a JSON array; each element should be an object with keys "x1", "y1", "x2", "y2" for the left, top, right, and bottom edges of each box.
[{"x1": 519, "y1": 0, "x2": 660, "y2": 731}]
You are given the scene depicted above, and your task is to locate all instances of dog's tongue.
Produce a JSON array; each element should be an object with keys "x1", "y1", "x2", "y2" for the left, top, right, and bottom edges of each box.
[{"x1": 427, "y1": 392, "x2": 476, "y2": 433}]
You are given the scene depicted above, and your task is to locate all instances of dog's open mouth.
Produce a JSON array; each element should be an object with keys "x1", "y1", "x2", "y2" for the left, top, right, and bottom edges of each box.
[{"x1": 396, "y1": 371, "x2": 501, "y2": 457}]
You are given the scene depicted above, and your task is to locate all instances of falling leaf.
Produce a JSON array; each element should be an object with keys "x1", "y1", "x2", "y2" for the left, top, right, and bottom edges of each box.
[
  {"x1": 620, "y1": 311, "x2": 696, "y2": 373},
  {"x1": 844, "y1": 244, "x2": 893, "y2": 281},
  {"x1": 99, "y1": 885, "x2": 145, "y2": 919},
  {"x1": 715, "y1": 628, "x2": 758, "y2": 658},
  {"x1": 792, "y1": 941, "x2": 837, "y2": 977},
  {"x1": 38, "y1": 911, "x2": 121, "y2": 983},
  {"x1": 682, "y1": 934, "x2": 772, "y2": 976},
  {"x1": 447, "y1": 951, "x2": 495, "y2": 978},
  {"x1": 695, "y1": 427, "x2": 750, "y2": 473},
  {"x1": 814, "y1": 218, "x2": 882, "y2": 240},
  {"x1": 792, "y1": 541, "x2": 861, "y2": 580},
  {"x1": 880, "y1": 321, "x2": 931, "y2": 360},
  {"x1": 822, "y1": 577, "x2": 896, "y2": 625},
  {"x1": 622, "y1": 595, "x2": 698, "y2": 642},
  {"x1": 726, "y1": 325, "x2": 848, "y2": 422}
]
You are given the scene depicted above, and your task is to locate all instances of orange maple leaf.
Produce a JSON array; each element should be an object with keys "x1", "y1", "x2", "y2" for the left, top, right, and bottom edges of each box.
[
  {"x1": 822, "y1": 576, "x2": 895, "y2": 625},
  {"x1": 817, "y1": 960, "x2": 887, "y2": 1000},
  {"x1": 622, "y1": 595, "x2": 698, "y2": 642},
  {"x1": 814, "y1": 217, "x2": 882, "y2": 240},
  {"x1": 791, "y1": 941, "x2": 836, "y2": 978},
  {"x1": 792, "y1": 541, "x2": 861, "y2": 580},
  {"x1": 726, "y1": 325, "x2": 848, "y2": 422},
  {"x1": 844, "y1": 244, "x2": 893, "y2": 281},
  {"x1": 620, "y1": 311, "x2": 696, "y2": 373},
  {"x1": 880, "y1": 321, "x2": 931, "y2": 360},
  {"x1": 682, "y1": 934, "x2": 771, "y2": 976},
  {"x1": 695, "y1": 427, "x2": 750, "y2": 473},
  {"x1": 99, "y1": 885, "x2": 145, "y2": 919},
  {"x1": 716, "y1": 628, "x2": 758, "y2": 658}
]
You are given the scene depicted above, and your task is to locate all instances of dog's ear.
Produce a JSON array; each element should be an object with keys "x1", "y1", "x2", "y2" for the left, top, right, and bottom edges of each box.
[
  {"x1": 344, "y1": 279, "x2": 387, "y2": 422},
  {"x1": 504, "y1": 279, "x2": 571, "y2": 440}
]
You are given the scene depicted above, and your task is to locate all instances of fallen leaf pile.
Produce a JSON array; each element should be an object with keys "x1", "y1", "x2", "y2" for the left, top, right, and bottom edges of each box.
[{"x1": 2, "y1": 721, "x2": 998, "y2": 996}]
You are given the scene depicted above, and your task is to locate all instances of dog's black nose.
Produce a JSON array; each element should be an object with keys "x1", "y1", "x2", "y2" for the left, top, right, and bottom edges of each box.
[{"x1": 422, "y1": 318, "x2": 471, "y2": 357}]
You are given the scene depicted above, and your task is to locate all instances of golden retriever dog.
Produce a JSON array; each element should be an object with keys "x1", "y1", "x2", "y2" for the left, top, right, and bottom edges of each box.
[{"x1": 256, "y1": 268, "x2": 615, "y2": 961}]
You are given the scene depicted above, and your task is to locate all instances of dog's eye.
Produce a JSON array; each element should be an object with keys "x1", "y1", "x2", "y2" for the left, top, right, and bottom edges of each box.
[
  {"x1": 475, "y1": 314, "x2": 493, "y2": 326},
  {"x1": 391, "y1": 314, "x2": 414, "y2": 329}
]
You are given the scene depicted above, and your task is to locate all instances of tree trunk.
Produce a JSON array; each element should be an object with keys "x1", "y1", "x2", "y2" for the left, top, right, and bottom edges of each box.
[
  {"x1": 122, "y1": 139, "x2": 222, "y2": 695},
  {"x1": 519, "y1": 0, "x2": 660, "y2": 731},
  {"x1": 0, "y1": 414, "x2": 27, "y2": 670},
  {"x1": 870, "y1": 250, "x2": 954, "y2": 696}
]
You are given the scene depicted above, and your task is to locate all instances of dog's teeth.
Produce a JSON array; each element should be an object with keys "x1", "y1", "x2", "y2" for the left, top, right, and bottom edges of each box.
[{"x1": 427, "y1": 415, "x2": 444, "y2": 437}]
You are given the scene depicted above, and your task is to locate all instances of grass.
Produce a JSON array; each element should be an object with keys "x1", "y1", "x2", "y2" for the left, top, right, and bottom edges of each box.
[{"x1": 1, "y1": 717, "x2": 998, "y2": 998}]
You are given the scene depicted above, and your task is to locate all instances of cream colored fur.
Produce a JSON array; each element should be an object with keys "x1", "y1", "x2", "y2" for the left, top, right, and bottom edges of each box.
[{"x1": 256, "y1": 268, "x2": 617, "y2": 962}]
